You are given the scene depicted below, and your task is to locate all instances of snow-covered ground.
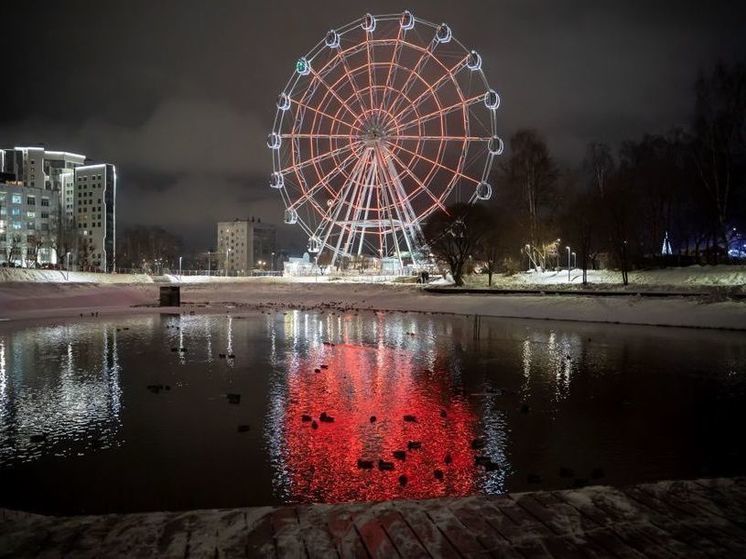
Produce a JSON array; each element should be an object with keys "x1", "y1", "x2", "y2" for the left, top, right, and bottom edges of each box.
[{"x1": 1, "y1": 281, "x2": 744, "y2": 330}]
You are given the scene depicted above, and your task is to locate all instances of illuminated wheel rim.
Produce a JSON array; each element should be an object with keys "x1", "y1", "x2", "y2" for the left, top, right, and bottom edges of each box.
[{"x1": 268, "y1": 11, "x2": 502, "y2": 265}]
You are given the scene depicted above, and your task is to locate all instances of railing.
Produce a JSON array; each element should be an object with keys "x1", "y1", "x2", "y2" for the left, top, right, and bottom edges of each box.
[{"x1": 115, "y1": 268, "x2": 283, "y2": 277}]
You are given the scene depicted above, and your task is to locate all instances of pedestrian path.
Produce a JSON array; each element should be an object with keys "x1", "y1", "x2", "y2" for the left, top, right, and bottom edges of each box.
[{"x1": 2, "y1": 477, "x2": 745, "y2": 557}]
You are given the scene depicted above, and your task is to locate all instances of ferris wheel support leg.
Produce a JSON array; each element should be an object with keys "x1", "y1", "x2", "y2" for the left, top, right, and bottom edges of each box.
[
  {"x1": 313, "y1": 151, "x2": 368, "y2": 265},
  {"x1": 342, "y1": 168, "x2": 372, "y2": 260},
  {"x1": 374, "y1": 153, "x2": 404, "y2": 269},
  {"x1": 383, "y1": 152, "x2": 422, "y2": 266},
  {"x1": 356, "y1": 182, "x2": 375, "y2": 256},
  {"x1": 334, "y1": 152, "x2": 375, "y2": 265},
  {"x1": 376, "y1": 147, "x2": 417, "y2": 270}
]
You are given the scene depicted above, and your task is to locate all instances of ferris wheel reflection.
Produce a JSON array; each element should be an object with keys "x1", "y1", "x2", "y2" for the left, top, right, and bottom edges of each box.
[{"x1": 265, "y1": 310, "x2": 509, "y2": 503}]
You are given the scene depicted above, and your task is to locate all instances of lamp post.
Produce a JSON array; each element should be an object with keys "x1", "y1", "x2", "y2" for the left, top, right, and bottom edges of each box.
[
  {"x1": 178, "y1": 256, "x2": 183, "y2": 280},
  {"x1": 207, "y1": 250, "x2": 211, "y2": 277},
  {"x1": 65, "y1": 251, "x2": 71, "y2": 281},
  {"x1": 566, "y1": 246, "x2": 571, "y2": 282},
  {"x1": 572, "y1": 251, "x2": 577, "y2": 270},
  {"x1": 271, "y1": 251, "x2": 275, "y2": 272}
]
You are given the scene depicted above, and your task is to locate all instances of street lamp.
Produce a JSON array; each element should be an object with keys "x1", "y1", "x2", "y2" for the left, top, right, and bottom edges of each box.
[
  {"x1": 566, "y1": 246, "x2": 571, "y2": 282},
  {"x1": 572, "y1": 251, "x2": 576, "y2": 270},
  {"x1": 271, "y1": 251, "x2": 275, "y2": 272},
  {"x1": 179, "y1": 256, "x2": 183, "y2": 280},
  {"x1": 65, "y1": 251, "x2": 71, "y2": 281}
]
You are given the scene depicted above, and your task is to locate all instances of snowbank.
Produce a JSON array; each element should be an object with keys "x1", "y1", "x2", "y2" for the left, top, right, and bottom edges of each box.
[
  {"x1": 0, "y1": 268, "x2": 153, "y2": 284},
  {"x1": 180, "y1": 282, "x2": 746, "y2": 330},
  {"x1": 472, "y1": 265, "x2": 746, "y2": 289}
]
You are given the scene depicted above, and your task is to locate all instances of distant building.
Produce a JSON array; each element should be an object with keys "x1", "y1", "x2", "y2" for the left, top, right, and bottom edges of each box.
[
  {"x1": 0, "y1": 147, "x2": 117, "y2": 272},
  {"x1": 217, "y1": 218, "x2": 276, "y2": 273}
]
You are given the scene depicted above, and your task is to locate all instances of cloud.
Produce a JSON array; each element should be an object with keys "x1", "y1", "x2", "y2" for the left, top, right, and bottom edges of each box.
[{"x1": 2, "y1": 98, "x2": 289, "y2": 247}]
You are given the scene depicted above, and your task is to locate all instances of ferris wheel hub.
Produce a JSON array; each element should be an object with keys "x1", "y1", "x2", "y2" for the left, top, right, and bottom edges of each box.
[{"x1": 362, "y1": 122, "x2": 389, "y2": 146}]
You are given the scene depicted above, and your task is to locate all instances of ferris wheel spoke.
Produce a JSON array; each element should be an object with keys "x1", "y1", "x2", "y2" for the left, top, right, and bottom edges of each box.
[
  {"x1": 291, "y1": 98, "x2": 359, "y2": 131},
  {"x1": 280, "y1": 142, "x2": 355, "y2": 175},
  {"x1": 383, "y1": 147, "x2": 448, "y2": 212},
  {"x1": 390, "y1": 55, "x2": 469, "y2": 123},
  {"x1": 289, "y1": 149, "x2": 361, "y2": 212},
  {"x1": 388, "y1": 135, "x2": 490, "y2": 142},
  {"x1": 392, "y1": 94, "x2": 485, "y2": 133},
  {"x1": 282, "y1": 133, "x2": 360, "y2": 140},
  {"x1": 336, "y1": 46, "x2": 371, "y2": 116},
  {"x1": 379, "y1": 31, "x2": 405, "y2": 113},
  {"x1": 384, "y1": 37, "x2": 440, "y2": 122},
  {"x1": 309, "y1": 67, "x2": 362, "y2": 123},
  {"x1": 389, "y1": 141, "x2": 479, "y2": 185},
  {"x1": 364, "y1": 31, "x2": 378, "y2": 113}
]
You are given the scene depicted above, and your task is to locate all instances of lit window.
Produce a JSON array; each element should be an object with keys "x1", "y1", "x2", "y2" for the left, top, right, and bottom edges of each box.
[
  {"x1": 26, "y1": 211, "x2": 36, "y2": 218},
  {"x1": 11, "y1": 207, "x2": 20, "y2": 216},
  {"x1": 12, "y1": 194, "x2": 22, "y2": 204}
]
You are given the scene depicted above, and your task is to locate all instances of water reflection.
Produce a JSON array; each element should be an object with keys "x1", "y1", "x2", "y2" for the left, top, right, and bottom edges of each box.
[
  {"x1": 265, "y1": 310, "x2": 508, "y2": 502},
  {"x1": 0, "y1": 321, "x2": 124, "y2": 465},
  {"x1": 0, "y1": 311, "x2": 744, "y2": 514}
]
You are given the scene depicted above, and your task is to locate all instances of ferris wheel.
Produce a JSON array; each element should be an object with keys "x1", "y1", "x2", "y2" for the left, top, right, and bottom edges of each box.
[{"x1": 268, "y1": 11, "x2": 502, "y2": 267}]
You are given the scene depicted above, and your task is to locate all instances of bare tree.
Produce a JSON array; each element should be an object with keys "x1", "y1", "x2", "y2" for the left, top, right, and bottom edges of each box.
[
  {"x1": 691, "y1": 62, "x2": 746, "y2": 257},
  {"x1": 424, "y1": 203, "x2": 492, "y2": 286},
  {"x1": 315, "y1": 250, "x2": 332, "y2": 275},
  {"x1": 583, "y1": 142, "x2": 614, "y2": 197},
  {"x1": 56, "y1": 206, "x2": 78, "y2": 268},
  {"x1": 501, "y1": 130, "x2": 559, "y2": 248}
]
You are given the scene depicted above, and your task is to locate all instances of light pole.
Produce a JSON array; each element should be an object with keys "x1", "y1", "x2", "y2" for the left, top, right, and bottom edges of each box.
[
  {"x1": 225, "y1": 248, "x2": 230, "y2": 277},
  {"x1": 566, "y1": 246, "x2": 571, "y2": 282},
  {"x1": 65, "y1": 251, "x2": 71, "y2": 281},
  {"x1": 179, "y1": 256, "x2": 183, "y2": 280},
  {"x1": 572, "y1": 251, "x2": 577, "y2": 270},
  {"x1": 207, "y1": 250, "x2": 211, "y2": 277},
  {"x1": 271, "y1": 251, "x2": 275, "y2": 272}
]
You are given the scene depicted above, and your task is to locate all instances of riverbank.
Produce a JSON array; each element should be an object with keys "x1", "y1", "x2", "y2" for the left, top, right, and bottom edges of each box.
[
  {"x1": 1, "y1": 282, "x2": 745, "y2": 330},
  {"x1": 2, "y1": 477, "x2": 744, "y2": 557}
]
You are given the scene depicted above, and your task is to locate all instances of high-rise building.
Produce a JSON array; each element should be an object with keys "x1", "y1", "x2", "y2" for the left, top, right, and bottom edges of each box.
[
  {"x1": 0, "y1": 147, "x2": 117, "y2": 271},
  {"x1": 217, "y1": 218, "x2": 276, "y2": 273},
  {"x1": 74, "y1": 164, "x2": 117, "y2": 272},
  {"x1": 0, "y1": 182, "x2": 60, "y2": 267}
]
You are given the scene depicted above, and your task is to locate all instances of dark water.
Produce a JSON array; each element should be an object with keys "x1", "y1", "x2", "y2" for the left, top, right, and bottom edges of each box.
[{"x1": 0, "y1": 310, "x2": 744, "y2": 514}]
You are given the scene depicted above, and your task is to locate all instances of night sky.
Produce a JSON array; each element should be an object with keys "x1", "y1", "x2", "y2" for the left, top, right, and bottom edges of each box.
[{"x1": 2, "y1": 0, "x2": 744, "y2": 250}]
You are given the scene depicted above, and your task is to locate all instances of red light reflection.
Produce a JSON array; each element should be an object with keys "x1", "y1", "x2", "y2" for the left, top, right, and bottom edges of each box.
[{"x1": 278, "y1": 342, "x2": 481, "y2": 503}]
